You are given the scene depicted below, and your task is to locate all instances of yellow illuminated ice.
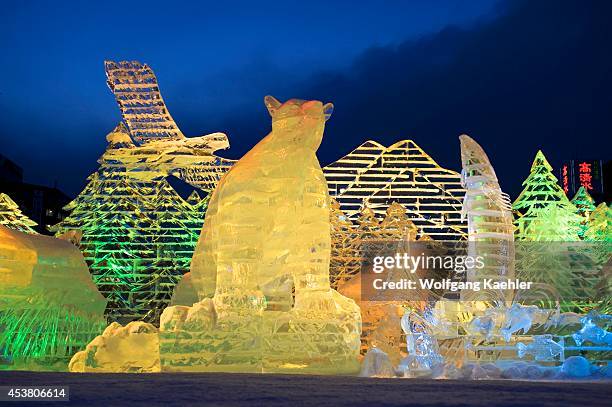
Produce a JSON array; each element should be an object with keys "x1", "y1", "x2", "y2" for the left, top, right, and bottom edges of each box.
[
  {"x1": 69, "y1": 321, "x2": 160, "y2": 373},
  {"x1": 0, "y1": 225, "x2": 106, "y2": 369},
  {"x1": 162, "y1": 96, "x2": 361, "y2": 374}
]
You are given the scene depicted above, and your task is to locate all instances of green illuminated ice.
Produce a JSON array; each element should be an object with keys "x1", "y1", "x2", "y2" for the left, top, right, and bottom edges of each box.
[{"x1": 0, "y1": 225, "x2": 106, "y2": 370}]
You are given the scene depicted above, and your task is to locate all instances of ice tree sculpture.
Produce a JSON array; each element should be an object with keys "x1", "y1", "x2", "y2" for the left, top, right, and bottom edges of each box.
[
  {"x1": 510, "y1": 151, "x2": 590, "y2": 309},
  {"x1": 459, "y1": 134, "x2": 515, "y2": 297},
  {"x1": 517, "y1": 205, "x2": 591, "y2": 307},
  {"x1": 160, "y1": 96, "x2": 361, "y2": 374},
  {"x1": 329, "y1": 198, "x2": 360, "y2": 290},
  {"x1": 0, "y1": 225, "x2": 106, "y2": 370},
  {"x1": 513, "y1": 150, "x2": 578, "y2": 240},
  {"x1": 324, "y1": 140, "x2": 467, "y2": 240},
  {"x1": 53, "y1": 124, "x2": 207, "y2": 324},
  {"x1": 585, "y1": 203, "x2": 611, "y2": 242},
  {"x1": 571, "y1": 186, "x2": 596, "y2": 239},
  {"x1": 380, "y1": 201, "x2": 419, "y2": 241},
  {"x1": 0, "y1": 193, "x2": 37, "y2": 234},
  {"x1": 104, "y1": 61, "x2": 235, "y2": 193},
  {"x1": 331, "y1": 202, "x2": 424, "y2": 359},
  {"x1": 583, "y1": 203, "x2": 611, "y2": 314}
]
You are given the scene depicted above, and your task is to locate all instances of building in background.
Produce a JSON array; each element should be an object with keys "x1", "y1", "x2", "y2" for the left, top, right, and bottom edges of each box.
[
  {"x1": 0, "y1": 154, "x2": 70, "y2": 234},
  {"x1": 559, "y1": 159, "x2": 608, "y2": 203}
]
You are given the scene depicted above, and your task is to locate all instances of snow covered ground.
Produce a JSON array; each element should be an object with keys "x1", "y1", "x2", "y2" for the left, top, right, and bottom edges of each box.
[{"x1": 0, "y1": 371, "x2": 609, "y2": 406}]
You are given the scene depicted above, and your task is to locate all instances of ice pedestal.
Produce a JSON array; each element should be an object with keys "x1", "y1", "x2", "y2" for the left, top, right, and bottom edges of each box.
[{"x1": 160, "y1": 96, "x2": 361, "y2": 374}]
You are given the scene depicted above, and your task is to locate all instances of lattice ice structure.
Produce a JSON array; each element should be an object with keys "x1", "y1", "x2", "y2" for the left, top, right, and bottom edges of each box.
[
  {"x1": 571, "y1": 186, "x2": 596, "y2": 239},
  {"x1": 105, "y1": 61, "x2": 184, "y2": 143},
  {"x1": 105, "y1": 60, "x2": 235, "y2": 194},
  {"x1": 513, "y1": 150, "x2": 579, "y2": 239},
  {"x1": 511, "y1": 151, "x2": 605, "y2": 312},
  {"x1": 324, "y1": 140, "x2": 467, "y2": 240},
  {"x1": 52, "y1": 124, "x2": 207, "y2": 324},
  {"x1": 0, "y1": 193, "x2": 37, "y2": 234}
]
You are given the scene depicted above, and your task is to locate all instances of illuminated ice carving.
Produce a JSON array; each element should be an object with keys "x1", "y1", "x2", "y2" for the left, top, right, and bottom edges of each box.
[
  {"x1": 69, "y1": 321, "x2": 160, "y2": 373},
  {"x1": 359, "y1": 348, "x2": 395, "y2": 378},
  {"x1": 324, "y1": 140, "x2": 467, "y2": 240},
  {"x1": 400, "y1": 310, "x2": 443, "y2": 373},
  {"x1": 53, "y1": 123, "x2": 207, "y2": 324},
  {"x1": 572, "y1": 312, "x2": 612, "y2": 346},
  {"x1": 105, "y1": 61, "x2": 234, "y2": 191},
  {"x1": 516, "y1": 335, "x2": 563, "y2": 361},
  {"x1": 459, "y1": 135, "x2": 514, "y2": 293},
  {"x1": 500, "y1": 304, "x2": 548, "y2": 342},
  {"x1": 0, "y1": 193, "x2": 37, "y2": 234},
  {"x1": 161, "y1": 96, "x2": 361, "y2": 374},
  {"x1": 512, "y1": 151, "x2": 579, "y2": 240},
  {"x1": 0, "y1": 225, "x2": 106, "y2": 369}
]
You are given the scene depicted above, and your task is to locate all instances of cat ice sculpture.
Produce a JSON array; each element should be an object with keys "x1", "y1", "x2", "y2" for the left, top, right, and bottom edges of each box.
[{"x1": 162, "y1": 96, "x2": 361, "y2": 374}]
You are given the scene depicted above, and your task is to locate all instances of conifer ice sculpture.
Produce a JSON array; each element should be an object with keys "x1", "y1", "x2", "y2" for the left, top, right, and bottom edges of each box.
[
  {"x1": 0, "y1": 225, "x2": 106, "y2": 370},
  {"x1": 160, "y1": 96, "x2": 361, "y2": 374},
  {"x1": 0, "y1": 193, "x2": 38, "y2": 234},
  {"x1": 513, "y1": 151, "x2": 579, "y2": 240},
  {"x1": 53, "y1": 124, "x2": 207, "y2": 324},
  {"x1": 585, "y1": 203, "x2": 611, "y2": 242},
  {"x1": 510, "y1": 151, "x2": 600, "y2": 310},
  {"x1": 571, "y1": 186, "x2": 596, "y2": 239}
]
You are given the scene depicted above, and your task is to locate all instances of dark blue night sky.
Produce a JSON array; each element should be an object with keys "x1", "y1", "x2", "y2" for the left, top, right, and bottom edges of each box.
[{"x1": 1, "y1": 0, "x2": 610, "y2": 197}]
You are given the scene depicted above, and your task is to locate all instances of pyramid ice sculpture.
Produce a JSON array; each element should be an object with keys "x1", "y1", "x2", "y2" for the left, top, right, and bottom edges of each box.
[{"x1": 160, "y1": 96, "x2": 362, "y2": 374}]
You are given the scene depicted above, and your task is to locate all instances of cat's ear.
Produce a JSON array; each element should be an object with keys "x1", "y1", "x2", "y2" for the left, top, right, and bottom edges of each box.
[
  {"x1": 264, "y1": 95, "x2": 282, "y2": 116},
  {"x1": 323, "y1": 103, "x2": 334, "y2": 121}
]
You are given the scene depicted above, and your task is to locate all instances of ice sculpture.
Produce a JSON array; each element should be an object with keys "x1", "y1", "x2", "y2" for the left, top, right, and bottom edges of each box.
[
  {"x1": 161, "y1": 96, "x2": 362, "y2": 374},
  {"x1": 170, "y1": 272, "x2": 199, "y2": 306},
  {"x1": 513, "y1": 151, "x2": 579, "y2": 239},
  {"x1": 400, "y1": 310, "x2": 443, "y2": 373},
  {"x1": 359, "y1": 348, "x2": 395, "y2": 378},
  {"x1": 572, "y1": 312, "x2": 612, "y2": 346},
  {"x1": 69, "y1": 321, "x2": 160, "y2": 373},
  {"x1": 516, "y1": 335, "x2": 563, "y2": 361},
  {"x1": 324, "y1": 140, "x2": 467, "y2": 239},
  {"x1": 467, "y1": 314, "x2": 498, "y2": 341},
  {"x1": 0, "y1": 193, "x2": 37, "y2": 234},
  {"x1": 500, "y1": 304, "x2": 548, "y2": 342},
  {"x1": 571, "y1": 186, "x2": 596, "y2": 238},
  {"x1": 52, "y1": 123, "x2": 207, "y2": 324},
  {"x1": 560, "y1": 356, "x2": 594, "y2": 378},
  {"x1": 459, "y1": 135, "x2": 514, "y2": 296},
  {"x1": 105, "y1": 61, "x2": 234, "y2": 191},
  {"x1": 0, "y1": 225, "x2": 106, "y2": 369}
]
